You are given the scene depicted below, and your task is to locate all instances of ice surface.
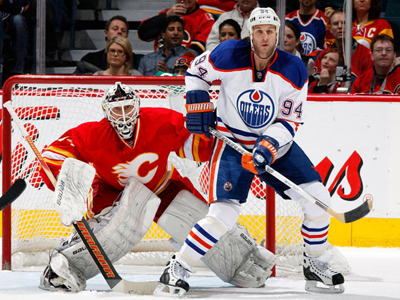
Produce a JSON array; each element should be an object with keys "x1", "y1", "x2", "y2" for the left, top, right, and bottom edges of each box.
[{"x1": 1, "y1": 243, "x2": 399, "y2": 299}]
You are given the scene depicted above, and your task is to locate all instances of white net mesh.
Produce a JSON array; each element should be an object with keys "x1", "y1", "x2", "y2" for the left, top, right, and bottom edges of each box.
[{"x1": 3, "y1": 77, "x2": 349, "y2": 274}]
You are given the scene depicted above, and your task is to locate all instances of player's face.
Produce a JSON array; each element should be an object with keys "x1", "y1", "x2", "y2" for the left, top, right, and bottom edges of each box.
[
  {"x1": 284, "y1": 25, "x2": 299, "y2": 55},
  {"x1": 105, "y1": 20, "x2": 128, "y2": 43},
  {"x1": 237, "y1": 0, "x2": 257, "y2": 13},
  {"x1": 107, "y1": 43, "x2": 127, "y2": 67},
  {"x1": 162, "y1": 22, "x2": 184, "y2": 49},
  {"x1": 252, "y1": 24, "x2": 277, "y2": 58},
  {"x1": 321, "y1": 52, "x2": 339, "y2": 75},
  {"x1": 219, "y1": 24, "x2": 239, "y2": 43},
  {"x1": 330, "y1": 12, "x2": 345, "y2": 40},
  {"x1": 354, "y1": 0, "x2": 371, "y2": 13},
  {"x1": 372, "y1": 40, "x2": 396, "y2": 69}
]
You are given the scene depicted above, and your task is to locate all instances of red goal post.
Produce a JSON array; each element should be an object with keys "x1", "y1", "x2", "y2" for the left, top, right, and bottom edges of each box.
[{"x1": 1, "y1": 75, "x2": 328, "y2": 274}]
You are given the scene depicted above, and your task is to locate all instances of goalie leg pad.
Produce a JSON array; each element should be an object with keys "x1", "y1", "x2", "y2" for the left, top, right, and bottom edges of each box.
[
  {"x1": 158, "y1": 194, "x2": 276, "y2": 288},
  {"x1": 157, "y1": 189, "x2": 209, "y2": 245},
  {"x1": 202, "y1": 224, "x2": 276, "y2": 288},
  {"x1": 52, "y1": 177, "x2": 161, "y2": 280}
]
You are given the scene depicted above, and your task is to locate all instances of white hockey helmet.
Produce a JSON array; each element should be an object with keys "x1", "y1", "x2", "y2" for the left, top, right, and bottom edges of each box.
[
  {"x1": 248, "y1": 7, "x2": 281, "y2": 45},
  {"x1": 102, "y1": 82, "x2": 140, "y2": 139}
]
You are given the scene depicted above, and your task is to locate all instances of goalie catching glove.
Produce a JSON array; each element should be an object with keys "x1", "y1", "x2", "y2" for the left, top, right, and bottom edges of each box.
[
  {"x1": 242, "y1": 135, "x2": 279, "y2": 175},
  {"x1": 185, "y1": 90, "x2": 216, "y2": 139}
]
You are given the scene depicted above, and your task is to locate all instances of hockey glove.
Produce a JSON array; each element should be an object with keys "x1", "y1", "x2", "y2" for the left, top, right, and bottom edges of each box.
[
  {"x1": 252, "y1": 135, "x2": 279, "y2": 174},
  {"x1": 185, "y1": 90, "x2": 215, "y2": 139}
]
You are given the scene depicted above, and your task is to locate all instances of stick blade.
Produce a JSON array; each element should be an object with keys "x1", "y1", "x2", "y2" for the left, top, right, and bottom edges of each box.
[
  {"x1": 112, "y1": 279, "x2": 158, "y2": 295},
  {"x1": 344, "y1": 199, "x2": 373, "y2": 223},
  {"x1": 0, "y1": 179, "x2": 27, "y2": 211}
]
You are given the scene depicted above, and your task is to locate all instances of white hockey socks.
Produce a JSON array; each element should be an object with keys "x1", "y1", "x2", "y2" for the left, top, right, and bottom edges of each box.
[{"x1": 179, "y1": 200, "x2": 241, "y2": 262}]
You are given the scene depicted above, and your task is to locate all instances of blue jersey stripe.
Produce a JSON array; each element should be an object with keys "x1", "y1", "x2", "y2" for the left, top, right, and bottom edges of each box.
[{"x1": 276, "y1": 120, "x2": 295, "y2": 137}]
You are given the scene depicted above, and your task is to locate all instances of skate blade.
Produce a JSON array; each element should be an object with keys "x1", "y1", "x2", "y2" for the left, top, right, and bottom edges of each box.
[
  {"x1": 153, "y1": 282, "x2": 187, "y2": 298},
  {"x1": 305, "y1": 280, "x2": 345, "y2": 294}
]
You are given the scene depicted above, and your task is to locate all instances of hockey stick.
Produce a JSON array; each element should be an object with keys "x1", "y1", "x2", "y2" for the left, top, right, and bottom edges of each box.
[
  {"x1": 3, "y1": 101, "x2": 158, "y2": 295},
  {"x1": 209, "y1": 127, "x2": 373, "y2": 223},
  {"x1": 0, "y1": 179, "x2": 27, "y2": 211}
]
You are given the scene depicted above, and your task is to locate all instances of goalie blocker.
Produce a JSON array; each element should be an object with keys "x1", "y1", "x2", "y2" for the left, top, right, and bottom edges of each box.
[{"x1": 41, "y1": 176, "x2": 275, "y2": 292}]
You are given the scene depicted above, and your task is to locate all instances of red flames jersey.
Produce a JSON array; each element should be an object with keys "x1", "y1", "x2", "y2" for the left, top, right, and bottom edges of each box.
[
  {"x1": 352, "y1": 18, "x2": 394, "y2": 49},
  {"x1": 41, "y1": 107, "x2": 212, "y2": 218},
  {"x1": 352, "y1": 65, "x2": 400, "y2": 94}
]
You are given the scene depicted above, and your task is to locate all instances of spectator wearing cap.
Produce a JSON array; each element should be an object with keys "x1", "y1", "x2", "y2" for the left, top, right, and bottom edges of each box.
[
  {"x1": 173, "y1": 51, "x2": 195, "y2": 75},
  {"x1": 138, "y1": 16, "x2": 197, "y2": 76}
]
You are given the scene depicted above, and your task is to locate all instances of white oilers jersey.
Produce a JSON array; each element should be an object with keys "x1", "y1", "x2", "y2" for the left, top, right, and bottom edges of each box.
[{"x1": 185, "y1": 39, "x2": 309, "y2": 156}]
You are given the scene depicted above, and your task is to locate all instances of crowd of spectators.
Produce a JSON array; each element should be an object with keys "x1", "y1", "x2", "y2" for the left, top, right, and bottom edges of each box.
[{"x1": 1, "y1": 0, "x2": 400, "y2": 94}]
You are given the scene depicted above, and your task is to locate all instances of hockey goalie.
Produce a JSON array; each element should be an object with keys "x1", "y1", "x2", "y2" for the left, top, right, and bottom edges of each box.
[{"x1": 38, "y1": 82, "x2": 276, "y2": 293}]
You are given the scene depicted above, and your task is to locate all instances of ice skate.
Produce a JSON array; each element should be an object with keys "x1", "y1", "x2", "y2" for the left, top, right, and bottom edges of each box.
[
  {"x1": 154, "y1": 255, "x2": 193, "y2": 297},
  {"x1": 39, "y1": 265, "x2": 69, "y2": 292},
  {"x1": 303, "y1": 252, "x2": 345, "y2": 294}
]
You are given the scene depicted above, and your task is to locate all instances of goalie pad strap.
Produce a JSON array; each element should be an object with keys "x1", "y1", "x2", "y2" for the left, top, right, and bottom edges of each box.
[
  {"x1": 185, "y1": 102, "x2": 214, "y2": 113},
  {"x1": 53, "y1": 177, "x2": 161, "y2": 281}
]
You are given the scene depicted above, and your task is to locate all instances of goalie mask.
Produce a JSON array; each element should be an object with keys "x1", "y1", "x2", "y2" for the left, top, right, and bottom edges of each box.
[{"x1": 102, "y1": 82, "x2": 140, "y2": 140}]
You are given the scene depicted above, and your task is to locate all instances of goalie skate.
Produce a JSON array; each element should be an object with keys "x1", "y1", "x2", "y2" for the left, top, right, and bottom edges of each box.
[
  {"x1": 154, "y1": 255, "x2": 192, "y2": 297},
  {"x1": 303, "y1": 252, "x2": 345, "y2": 294}
]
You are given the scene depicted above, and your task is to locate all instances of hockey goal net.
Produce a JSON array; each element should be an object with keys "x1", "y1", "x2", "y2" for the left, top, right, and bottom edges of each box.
[{"x1": 1, "y1": 75, "x2": 348, "y2": 274}]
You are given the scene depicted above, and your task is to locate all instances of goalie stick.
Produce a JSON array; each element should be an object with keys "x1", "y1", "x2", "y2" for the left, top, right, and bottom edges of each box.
[
  {"x1": 209, "y1": 127, "x2": 373, "y2": 223},
  {"x1": 0, "y1": 179, "x2": 27, "y2": 211},
  {"x1": 3, "y1": 100, "x2": 158, "y2": 295}
]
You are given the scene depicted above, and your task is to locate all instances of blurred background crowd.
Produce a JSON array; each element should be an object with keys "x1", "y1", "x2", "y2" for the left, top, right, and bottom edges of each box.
[{"x1": 0, "y1": 0, "x2": 399, "y2": 94}]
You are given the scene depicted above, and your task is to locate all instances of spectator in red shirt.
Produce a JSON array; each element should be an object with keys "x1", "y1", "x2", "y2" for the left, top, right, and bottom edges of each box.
[
  {"x1": 352, "y1": 0, "x2": 393, "y2": 49},
  {"x1": 137, "y1": 0, "x2": 215, "y2": 54},
  {"x1": 309, "y1": 48, "x2": 341, "y2": 93},
  {"x1": 352, "y1": 34, "x2": 400, "y2": 94},
  {"x1": 311, "y1": 9, "x2": 373, "y2": 86}
]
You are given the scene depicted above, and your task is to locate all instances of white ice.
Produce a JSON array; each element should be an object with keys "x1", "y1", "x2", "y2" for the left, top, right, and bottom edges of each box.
[{"x1": 0, "y1": 243, "x2": 399, "y2": 300}]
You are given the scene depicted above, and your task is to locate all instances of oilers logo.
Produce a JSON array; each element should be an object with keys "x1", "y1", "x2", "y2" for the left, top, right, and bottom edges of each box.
[
  {"x1": 300, "y1": 32, "x2": 317, "y2": 55},
  {"x1": 236, "y1": 90, "x2": 274, "y2": 129}
]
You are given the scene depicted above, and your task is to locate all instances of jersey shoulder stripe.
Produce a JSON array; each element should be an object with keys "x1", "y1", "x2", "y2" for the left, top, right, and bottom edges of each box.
[
  {"x1": 209, "y1": 39, "x2": 252, "y2": 71},
  {"x1": 270, "y1": 49, "x2": 308, "y2": 90}
]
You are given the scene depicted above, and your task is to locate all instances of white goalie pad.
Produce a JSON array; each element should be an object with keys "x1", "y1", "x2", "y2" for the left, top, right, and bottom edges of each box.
[
  {"x1": 52, "y1": 177, "x2": 161, "y2": 282},
  {"x1": 202, "y1": 224, "x2": 276, "y2": 288},
  {"x1": 157, "y1": 189, "x2": 209, "y2": 245},
  {"x1": 158, "y1": 192, "x2": 276, "y2": 288},
  {"x1": 53, "y1": 158, "x2": 96, "y2": 227}
]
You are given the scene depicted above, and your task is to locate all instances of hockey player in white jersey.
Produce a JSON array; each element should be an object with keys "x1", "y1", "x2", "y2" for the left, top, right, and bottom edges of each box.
[{"x1": 154, "y1": 7, "x2": 345, "y2": 296}]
